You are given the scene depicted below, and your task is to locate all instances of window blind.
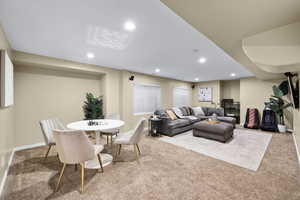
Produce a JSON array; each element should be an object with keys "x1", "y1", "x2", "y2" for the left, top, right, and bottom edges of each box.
[
  {"x1": 173, "y1": 87, "x2": 190, "y2": 107},
  {"x1": 133, "y1": 83, "x2": 161, "y2": 114}
]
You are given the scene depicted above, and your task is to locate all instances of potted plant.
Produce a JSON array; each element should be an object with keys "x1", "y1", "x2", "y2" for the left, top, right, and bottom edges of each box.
[
  {"x1": 83, "y1": 93, "x2": 104, "y2": 120},
  {"x1": 264, "y1": 83, "x2": 293, "y2": 133}
]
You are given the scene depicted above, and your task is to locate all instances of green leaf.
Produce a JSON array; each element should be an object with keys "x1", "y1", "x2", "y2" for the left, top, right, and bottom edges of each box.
[{"x1": 272, "y1": 85, "x2": 284, "y2": 97}]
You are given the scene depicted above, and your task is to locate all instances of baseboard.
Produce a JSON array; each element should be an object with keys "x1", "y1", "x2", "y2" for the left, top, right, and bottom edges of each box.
[
  {"x1": 0, "y1": 142, "x2": 46, "y2": 198},
  {"x1": 0, "y1": 150, "x2": 15, "y2": 199},
  {"x1": 292, "y1": 132, "x2": 300, "y2": 165},
  {"x1": 14, "y1": 142, "x2": 45, "y2": 152}
]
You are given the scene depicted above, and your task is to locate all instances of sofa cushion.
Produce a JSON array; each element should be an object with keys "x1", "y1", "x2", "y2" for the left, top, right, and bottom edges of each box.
[
  {"x1": 154, "y1": 109, "x2": 169, "y2": 118},
  {"x1": 192, "y1": 107, "x2": 205, "y2": 116},
  {"x1": 166, "y1": 110, "x2": 177, "y2": 120},
  {"x1": 167, "y1": 119, "x2": 190, "y2": 129},
  {"x1": 183, "y1": 106, "x2": 192, "y2": 115},
  {"x1": 184, "y1": 116, "x2": 201, "y2": 123},
  {"x1": 196, "y1": 115, "x2": 209, "y2": 121},
  {"x1": 172, "y1": 107, "x2": 184, "y2": 118},
  {"x1": 179, "y1": 107, "x2": 188, "y2": 116},
  {"x1": 188, "y1": 107, "x2": 195, "y2": 115},
  {"x1": 206, "y1": 107, "x2": 224, "y2": 116}
]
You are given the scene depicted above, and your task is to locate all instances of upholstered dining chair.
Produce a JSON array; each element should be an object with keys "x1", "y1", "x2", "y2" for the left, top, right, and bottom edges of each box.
[
  {"x1": 39, "y1": 119, "x2": 66, "y2": 162},
  {"x1": 113, "y1": 118, "x2": 146, "y2": 164},
  {"x1": 101, "y1": 113, "x2": 121, "y2": 146},
  {"x1": 53, "y1": 129, "x2": 104, "y2": 193}
]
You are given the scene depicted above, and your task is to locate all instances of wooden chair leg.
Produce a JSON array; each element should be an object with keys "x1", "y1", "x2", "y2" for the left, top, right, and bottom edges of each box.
[
  {"x1": 118, "y1": 144, "x2": 122, "y2": 155},
  {"x1": 80, "y1": 163, "x2": 85, "y2": 193},
  {"x1": 133, "y1": 145, "x2": 140, "y2": 164},
  {"x1": 110, "y1": 135, "x2": 113, "y2": 147},
  {"x1": 56, "y1": 163, "x2": 66, "y2": 191},
  {"x1": 136, "y1": 144, "x2": 141, "y2": 155},
  {"x1": 97, "y1": 154, "x2": 104, "y2": 173},
  {"x1": 44, "y1": 145, "x2": 52, "y2": 162}
]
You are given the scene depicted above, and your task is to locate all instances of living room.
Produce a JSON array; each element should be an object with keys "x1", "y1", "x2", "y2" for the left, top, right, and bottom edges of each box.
[{"x1": 0, "y1": 0, "x2": 300, "y2": 199}]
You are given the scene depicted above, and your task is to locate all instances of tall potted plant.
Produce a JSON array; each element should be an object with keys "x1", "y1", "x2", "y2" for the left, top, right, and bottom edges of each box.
[
  {"x1": 264, "y1": 84, "x2": 293, "y2": 132},
  {"x1": 83, "y1": 93, "x2": 104, "y2": 120}
]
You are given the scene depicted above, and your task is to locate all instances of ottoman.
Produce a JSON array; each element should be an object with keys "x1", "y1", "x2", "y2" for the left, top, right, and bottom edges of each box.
[{"x1": 193, "y1": 121, "x2": 233, "y2": 143}]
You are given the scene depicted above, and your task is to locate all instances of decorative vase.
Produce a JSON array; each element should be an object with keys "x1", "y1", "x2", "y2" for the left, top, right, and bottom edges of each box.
[{"x1": 277, "y1": 124, "x2": 287, "y2": 133}]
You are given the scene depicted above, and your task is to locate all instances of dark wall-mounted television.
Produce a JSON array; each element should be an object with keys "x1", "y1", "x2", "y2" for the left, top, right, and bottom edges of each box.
[{"x1": 285, "y1": 72, "x2": 299, "y2": 109}]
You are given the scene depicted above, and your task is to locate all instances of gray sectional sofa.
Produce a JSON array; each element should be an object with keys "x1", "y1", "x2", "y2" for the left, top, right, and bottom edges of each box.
[{"x1": 154, "y1": 106, "x2": 236, "y2": 137}]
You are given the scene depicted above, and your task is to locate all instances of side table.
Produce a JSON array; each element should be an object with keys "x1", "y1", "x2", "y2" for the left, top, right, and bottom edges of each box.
[{"x1": 148, "y1": 118, "x2": 162, "y2": 137}]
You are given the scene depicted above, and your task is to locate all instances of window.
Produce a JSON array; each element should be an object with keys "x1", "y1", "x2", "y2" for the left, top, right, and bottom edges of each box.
[
  {"x1": 173, "y1": 87, "x2": 190, "y2": 107},
  {"x1": 133, "y1": 83, "x2": 161, "y2": 114}
]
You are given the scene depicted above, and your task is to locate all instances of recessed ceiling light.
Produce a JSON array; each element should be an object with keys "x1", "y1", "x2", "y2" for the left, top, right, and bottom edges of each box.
[
  {"x1": 195, "y1": 78, "x2": 199, "y2": 81},
  {"x1": 230, "y1": 73, "x2": 236, "y2": 77},
  {"x1": 198, "y1": 57, "x2": 206, "y2": 64},
  {"x1": 155, "y1": 68, "x2": 160, "y2": 73},
  {"x1": 87, "y1": 52, "x2": 95, "y2": 59},
  {"x1": 124, "y1": 21, "x2": 136, "y2": 32}
]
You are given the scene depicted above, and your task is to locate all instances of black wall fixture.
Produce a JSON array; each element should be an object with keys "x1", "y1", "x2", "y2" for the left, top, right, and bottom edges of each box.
[
  {"x1": 191, "y1": 85, "x2": 195, "y2": 89},
  {"x1": 129, "y1": 75, "x2": 135, "y2": 81}
]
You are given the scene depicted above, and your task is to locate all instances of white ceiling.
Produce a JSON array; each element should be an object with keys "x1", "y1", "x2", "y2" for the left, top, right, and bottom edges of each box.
[{"x1": 0, "y1": 0, "x2": 253, "y2": 82}]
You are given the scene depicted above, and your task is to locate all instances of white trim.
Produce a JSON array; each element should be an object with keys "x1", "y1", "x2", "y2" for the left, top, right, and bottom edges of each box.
[
  {"x1": 133, "y1": 82, "x2": 161, "y2": 88},
  {"x1": 0, "y1": 142, "x2": 46, "y2": 198},
  {"x1": 14, "y1": 142, "x2": 46, "y2": 152},
  {"x1": 292, "y1": 132, "x2": 300, "y2": 165},
  {"x1": 0, "y1": 150, "x2": 15, "y2": 198},
  {"x1": 134, "y1": 112, "x2": 153, "y2": 116}
]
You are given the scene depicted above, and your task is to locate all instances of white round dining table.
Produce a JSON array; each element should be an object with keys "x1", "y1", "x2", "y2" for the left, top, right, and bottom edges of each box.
[{"x1": 67, "y1": 119, "x2": 125, "y2": 169}]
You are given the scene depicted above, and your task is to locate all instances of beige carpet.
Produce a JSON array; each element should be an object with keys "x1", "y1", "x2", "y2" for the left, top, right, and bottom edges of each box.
[
  {"x1": 160, "y1": 129, "x2": 272, "y2": 171},
  {"x1": 2, "y1": 131, "x2": 300, "y2": 200}
]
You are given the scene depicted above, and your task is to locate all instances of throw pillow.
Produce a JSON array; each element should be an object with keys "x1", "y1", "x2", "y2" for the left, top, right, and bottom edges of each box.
[
  {"x1": 172, "y1": 107, "x2": 184, "y2": 118},
  {"x1": 183, "y1": 106, "x2": 191, "y2": 115},
  {"x1": 192, "y1": 107, "x2": 205, "y2": 116},
  {"x1": 166, "y1": 110, "x2": 177, "y2": 120},
  {"x1": 189, "y1": 107, "x2": 195, "y2": 115},
  {"x1": 179, "y1": 107, "x2": 188, "y2": 116}
]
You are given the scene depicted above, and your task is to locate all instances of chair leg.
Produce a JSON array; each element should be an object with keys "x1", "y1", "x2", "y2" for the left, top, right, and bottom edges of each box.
[
  {"x1": 106, "y1": 136, "x2": 109, "y2": 145},
  {"x1": 113, "y1": 144, "x2": 121, "y2": 163},
  {"x1": 136, "y1": 144, "x2": 141, "y2": 155},
  {"x1": 97, "y1": 154, "x2": 104, "y2": 173},
  {"x1": 118, "y1": 144, "x2": 122, "y2": 155},
  {"x1": 133, "y1": 145, "x2": 140, "y2": 164},
  {"x1": 55, "y1": 163, "x2": 66, "y2": 191},
  {"x1": 75, "y1": 164, "x2": 78, "y2": 171},
  {"x1": 80, "y1": 163, "x2": 85, "y2": 193},
  {"x1": 44, "y1": 145, "x2": 52, "y2": 162},
  {"x1": 110, "y1": 135, "x2": 113, "y2": 147}
]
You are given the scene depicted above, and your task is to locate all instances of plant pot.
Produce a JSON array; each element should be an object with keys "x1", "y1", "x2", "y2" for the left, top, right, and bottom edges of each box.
[{"x1": 277, "y1": 124, "x2": 287, "y2": 133}]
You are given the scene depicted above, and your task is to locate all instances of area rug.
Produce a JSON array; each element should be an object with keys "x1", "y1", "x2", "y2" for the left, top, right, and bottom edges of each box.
[{"x1": 159, "y1": 129, "x2": 272, "y2": 171}]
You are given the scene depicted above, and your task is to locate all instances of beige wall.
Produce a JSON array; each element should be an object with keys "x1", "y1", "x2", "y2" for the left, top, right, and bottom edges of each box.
[
  {"x1": 12, "y1": 52, "x2": 192, "y2": 145},
  {"x1": 120, "y1": 70, "x2": 192, "y2": 130},
  {"x1": 192, "y1": 80, "x2": 220, "y2": 107},
  {"x1": 0, "y1": 25, "x2": 14, "y2": 194},
  {"x1": 293, "y1": 77, "x2": 300, "y2": 164},
  {"x1": 220, "y1": 80, "x2": 240, "y2": 101},
  {"x1": 14, "y1": 66, "x2": 103, "y2": 146},
  {"x1": 13, "y1": 51, "x2": 121, "y2": 116},
  {"x1": 239, "y1": 77, "x2": 293, "y2": 128}
]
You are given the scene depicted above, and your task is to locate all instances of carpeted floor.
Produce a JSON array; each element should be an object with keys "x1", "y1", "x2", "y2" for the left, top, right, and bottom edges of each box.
[{"x1": 3, "y1": 130, "x2": 300, "y2": 200}]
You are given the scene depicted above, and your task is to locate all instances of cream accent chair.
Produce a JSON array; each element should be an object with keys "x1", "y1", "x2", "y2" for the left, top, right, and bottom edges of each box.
[
  {"x1": 53, "y1": 129, "x2": 104, "y2": 193},
  {"x1": 114, "y1": 118, "x2": 146, "y2": 163},
  {"x1": 102, "y1": 113, "x2": 121, "y2": 145},
  {"x1": 39, "y1": 119, "x2": 66, "y2": 161}
]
